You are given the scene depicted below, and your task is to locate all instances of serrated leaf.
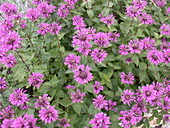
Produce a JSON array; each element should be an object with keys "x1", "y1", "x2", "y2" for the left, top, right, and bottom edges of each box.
[{"x1": 87, "y1": 9, "x2": 94, "y2": 18}]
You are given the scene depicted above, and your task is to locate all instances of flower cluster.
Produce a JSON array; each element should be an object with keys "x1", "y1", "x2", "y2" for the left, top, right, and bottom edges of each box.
[{"x1": 28, "y1": 72, "x2": 44, "y2": 88}]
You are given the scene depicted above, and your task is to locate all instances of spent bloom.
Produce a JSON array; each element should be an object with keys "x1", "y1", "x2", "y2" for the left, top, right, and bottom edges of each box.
[
  {"x1": 98, "y1": 13, "x2": 115, "y2": 26},
  {"x1": 9, "y1": 88, "x2": 30, "y2": 107},
  {"x1": 64, "y1": 54, "x2": 81, "y2": 69},
  {"x1": 90, "y1": 48, "x2": 108, "y2": 63},
  {"x1": 89, "y1": 112, "x2": 111, "y2": 128},
  {"x1": 71, "y1": 89, "x2": 86, "y2": 103},
  {"x1": 147, "y1": 50, "x2": 164, "y2": 65},
  {"x1": 138, "y1": 13, "x2": 154, "y2": 24},
  {"x1": 58, "y1": 118, "x2": 71, "y2": 128},
  {"x1": 160, "y1": 24, "x2": 170, "y2": 36},
  {"x1": 120, "y1": 72, "x2": 134, "y2": 84},
  {"x1": 92, "y1": 81, "x2": 104, "y2": 94},
  {"x1": 93, "y1": 94, "x2": 108, "y2": 109},
  {"x1": 34, "y1": 94, "x2": 50, "y2": 108},
  {"x1": 28, "y1": 72, "x2": 44, "y2": 88},
  {"x1": 0, "y1": 77, "x2": 8, "y2": 89},
  {"x1": 121, "y1": 89, "x2": 135, "y2": 106},
  {"x1": 73, "y1": 65, "x2": 93, "y2": 84},
  {"x1": 38, "y1": 105, "x2": 59, "y2": 124}
]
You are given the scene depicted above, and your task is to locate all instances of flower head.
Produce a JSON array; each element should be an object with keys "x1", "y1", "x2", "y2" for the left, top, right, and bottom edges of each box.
[
  {"x1": 99, "y1": 14, "x2": 115, "y2": 26},
  {"x1": 37, "y1": 23, "x2": 50, "y2": 35},
  {"x1": 0, "y1": 77, "x2": 8, "y2": 89},
  {"x1": 90, "y1": 48, "x2": 108, "y2": 63},
  {"x1": 94, "y1": 32, "x2": 110, "y2": 47},
  {"x1": 49, "y1": 23, "x2": 62, "y2": 35},
  {"x1": 28, "y1": 72, "x2": 44, "y2": 88},
  {"x1": 89, "y1": 112, "x2": 111, "y2": 128},
  {"x1": 1, "y1": 53, "x2": 17, "y2": 68},
  {"x1": 9, "y1": 88, "x2": 30, "y2": 107},
  {"x1": 73, "y1": 65, "x2": 93, "y2": 84},
  {"x1": 121, "y1": 89, "x2": 135, "y2": 106},
  {"x1": 58, "y1": 118, "x2": 71, "y2": 128},
  {"x1": 93, "y1": 94, "x2": 108, "y2": 109},
  {"x1": 138, "y1": 13, "x2": 154, "y2": 24},
  {"x1": 26, "y1": 8, "x2": 40, "y2": 22},
  {"x1": 71, "y1": 89, "x2": 86, "y2": 103},
  {"x1": 38, "y1": 105, "x2": 59, "y2": 124},
  {"x1": 160, "y1": 24, "x2": 170, "y2": 36},
  {"x1": 34, "y1": 94, "x2": 50, "y2": 108},
  {"x1": 92, "y1": 81, "x2": 104, "y2": 94},
  {"x1": 147, "y1": 50, "x2": 164, "y2": 65},
  {"x1": 0, "y1": 106, "x2": 14, "y2": 119},
  {"x1": 120, "y1": 72, "x2": 134, "y2": 84},
  {"x1": 64, "y1": 54, "x2": 81, "y2": 69}
]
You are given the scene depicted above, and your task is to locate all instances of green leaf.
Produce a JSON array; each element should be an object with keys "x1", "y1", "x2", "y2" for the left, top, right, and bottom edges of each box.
[
  {"x1": 103, "y1": 91, "x2": 114, "y2": 97},
  {"x1": 87, "y1": 9, "x2": 94, "y2": 18},
  {"x1": 72, "y1": 103, "x2": 82, "y2": 115},
  {"x1": 139, "y1": 71, "x2": 147, "y2": 82},
  {"x1": 139, "y1": 62, "x2": 147, "y2": 71},
  {"x1": 132, "y1": 55, "x2": 139, "y2": 66}
]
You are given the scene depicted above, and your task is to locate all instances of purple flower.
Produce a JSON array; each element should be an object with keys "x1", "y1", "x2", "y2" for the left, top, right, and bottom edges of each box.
[
  {"x1": 127, "y1": 39, "x2": 142, "y2": 53},
  {"x1": 9, "y1": 88, "x2": 30, "y2": 107},
  {"x1": 37, "y1": 23, "x2": 50, "y2": 35},
  {"x1": 119, "y1": 44, "x2": 129, "y2": 55},
  {"x1": 160, "y1": 38, "x2": 170, "y2": 50},
  {"x1": 92, "y1": 94, "x2": 108, "y2": 109},
  {"x1": 1, "y1": 31, "x2": 22, "y2": 51},
  {"x1": 32, "y1": 0, "x2": 42, "y2": 5},
  {"x1": 0, "y1": 19, "x2": 14, "y2": 32},
  {"x1": 167, "y1": 7, "x2": 170, "y2": 14},
  {"x1": 72, "y1": 29, "x2": 92, "y2": 47},
  {"x1": 120, "y1": 72, "x2": 134, "y2": 84},
  {"x1": 92, "y1": 81, "x2": 104, "y2": 94},
  {"x1": 0, "y1": 54, "x2": 17, "y2": 68},
  {"x1": 12, "y1": 114, "x2": 39, "y2": 128},
  {"x1": 94, "y1": 32, "x2": 110, "y2": 47},
  {"x1": 28, "y1": 72, "x2": 44, "y2": 88},
  {"x1": 38, "y1": 105, "x2": 59, "y2": 124},
  {"x1": 121, "y1": 89, "x2": 135, "y2": 106},
  {"x1": 147, "y1": 50, "x2": 164, "y2": 65},
  {"x1": 0, "y1": 106, "x2": 14, "y2": 119},
  {"x1": 163, "y1": 114, "x2": 170, "y2": 123},
  {"x1": 26, "y1": 8, "x2": 40, "y2": 22},
  {"x1": 153, "y1": 0, "x2": 167, "y2": 7},
  {"x1": 0, "y1": 2, "x2": 17, "y2": 16},
  {"x1": 72, "y1": 16, "x2": 86, "y2": 30},
  {"x1": 118, "y1": 110, "x2": 137, "y2": 128},
  {"x1": 1, "y1": 119, "x2": 14, "y2": 128},
  {"x1": 57, "y1": 3, "x2": 73, "y2": 18},
  {"x1": 0, "y1": 77, "x2": 8, "y2": 89},
  {"x1": 138, "y1": 13, "x2": 154, "y2": 24},
  {"x1": 89, "y1": 112, "x2": 111, "y2": 128},
  {"x1": 66, "y1": 85, "x2": 75, "y2": 89},
  {"x1": 163, "y1": 78, "x2": 170, "y2": 86},
  {"x1": 34, "y1": 94, "x2": 50, "y2": 108},
  {"x1": 49, "y1": 23, "x2": 62, "y2": 35},
  {"x1": 141, "y1": 84, "x2": 157, "y2": 103},
  {"x1": 73, "y1": 65, "x2": 93, "y2": 84},
  {"x1": 126, "y1": 5, "x2": 142, "y2": 18},
  {"x1": 99, "y1": 13, "x2": 115, "y2": 26},
  {"x1": 132, "y1": 0, "x2": 147, "y2": 9},
  {"x1": 37, "y1": 2, "x2": 56, "y2": 18},
  {"x1": 105, "y1": 100, "x2": 117, "y2": 112},
  {"x1": 126, "y1": 57, "x2": 133, "y2": 64},
  {"x1": 130, "y1": 106, "x2": 142, "y2": 123},
  {"x1": 139, "y1": 37, "x2": 156, "y2": 50},
  {"x1": 76, "y1": 43, "x2": 92, "y2": 56},
  {"x1": 163, "y1": 49, "x2": 170, "y2": 64},
  {"x1": 58, "y1": 118, "x2": 71, "y2": 128},
  {"x1": 90, "y1": 48, "x2": 108, "y2": 63},
  {"x1": 108, "y1": 32, "x2": 120, "y2": 42},
  {"x1": 160, "y1": 24, "x2": 170, "y2": 36},
  {"x1": 161, "y1": 97, "x2": 170, "y2": 111},
  {"x1": 64, "y1": 54, "x2": 81, "y2": 69},
  {"x1": 71, "y1": 89, "x2": 86, "y2": 103}
]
